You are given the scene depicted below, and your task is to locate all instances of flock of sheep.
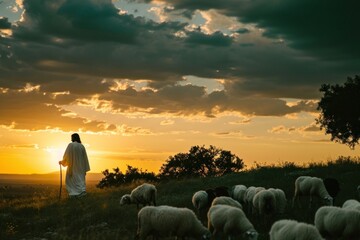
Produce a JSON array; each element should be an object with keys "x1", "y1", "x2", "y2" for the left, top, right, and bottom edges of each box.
[{"x1": 119, "y1": 178, "x2": 360, "y2": 240}]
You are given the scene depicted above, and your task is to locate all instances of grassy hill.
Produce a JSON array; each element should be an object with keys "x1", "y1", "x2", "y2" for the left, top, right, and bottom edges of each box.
[{"x1": 1, "y1": 157, "x2": 359, "y2": 240}]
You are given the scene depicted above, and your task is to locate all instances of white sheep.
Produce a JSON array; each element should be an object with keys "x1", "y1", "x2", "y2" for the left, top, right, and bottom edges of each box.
[
  {"x1": 314, "y1": 206, "x2": 360, "y2": 240},
  {"x1": 192, "y1": 190, "x2": 210, "y2": 220},
  {"x1": 208, "y1": 204, "x2": 258, "y2": 240},
  {"x1": 231, "y1": 184, "x2": 247, "y2": 205},
  {"x1": 120, "y1": 183, "x2": 157, "y2": 209},
  {"x1": 244, "y1": 186, "x2": 265, "y2": 214},
  {"x1": 342, "y1": 199, "x2": 360, "y2": 211},
  {"x1": 252, "y1": 189, "x2": 277, "y2": 227},
  {"x1": 211, "y1": 196, "x2": 243, "y2": 209},
  {"x1": 268, "y1": 188, "x2": 287, "y2": 214},
  {"x1": 292, "y1": 176, "x2": 333, "y2": 208},
  {"x1": 269, "y1": 219, "x2": 324, "y2": 240},
  {"x1": 136, "y1": 205, "x2": 211, "y2": 240}
]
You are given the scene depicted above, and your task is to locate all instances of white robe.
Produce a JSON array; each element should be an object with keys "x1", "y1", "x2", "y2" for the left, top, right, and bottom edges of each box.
[{"x1": 62, "y1": 142, "x2": 90, "y2": 196}]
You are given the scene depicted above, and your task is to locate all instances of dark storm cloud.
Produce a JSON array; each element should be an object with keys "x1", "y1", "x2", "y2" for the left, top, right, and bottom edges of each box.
[
  {"x1": 13, "y1": 0, "x2": 136, "y2": 43},
  {"x1": 0, "y1": 0, "x2": 359, "y2": 132},
  {"x1": 0, "y1": 17, "x2": 11, "y2": 29},
  {"x1": 99, "y1": 84, "x2": 316, "y2": 117},
  {"x1": 185, "y1": 31, "x2": 233, "y2": 47},
  {"x1": 148, "y1": 0, "x2": 360, "y2": 60}
]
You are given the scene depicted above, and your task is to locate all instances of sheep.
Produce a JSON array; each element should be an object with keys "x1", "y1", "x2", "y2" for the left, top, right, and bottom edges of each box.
[
  {"x1": 208, "y1": 204, "x2": 258, "y2": 240},
  {"x1": 136, "y1": 205, "x2": 211, "y2": 240},
  {"x1": 314, "y1": 206, "x2": 360, "y2": 240},
  {"x1": 268, "y1": 188, "x2": 287, "y2": 215},
  {"x1": 205, "y1": 186, "x2": 230, "y2": 204},
  {"x1": 120, "y1": 183, "x2": 156, "y2": 209},
  {"x1": 192, "y1": 190, "x2": 210, "y2": 220},
  {"x1": 357, "y1": 185, "x2": 360, "y2": 200},
  {"x1": 342, "y1": 199, "x2": 360, "y2": 211},
  {"x1": 292, "y1": 176, "x2": 333, "y2": 208},
  {"x1": 230, "y1": 184, "x2": 247, "y2": 205},
  {"x1": 252, "y1": 189, "x2": 277, "y2": 227},
  {"x1": 269, "y1": 219, "x2": 324, "y2": 240},
  {"x1": 211, "y1": 196, "x2": 243, "y2": 209},
  {"x1": 244, "y1": 186, "x2": 265, "y2": 214}
]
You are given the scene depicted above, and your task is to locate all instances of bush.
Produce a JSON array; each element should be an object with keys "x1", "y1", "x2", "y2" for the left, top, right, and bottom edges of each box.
[{"x1": 96, "y1": 165, "x2": 158, "y2": 188}]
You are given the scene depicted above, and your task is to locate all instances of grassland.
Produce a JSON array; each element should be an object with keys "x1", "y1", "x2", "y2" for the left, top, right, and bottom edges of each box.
[{"x1": 1, "y1": 157, "x2": 360, "y2": 240}]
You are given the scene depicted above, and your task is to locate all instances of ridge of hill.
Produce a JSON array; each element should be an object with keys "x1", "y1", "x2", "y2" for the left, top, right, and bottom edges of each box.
[{"x1": 0, "y1": 172, "x2": 103, "y2": 185}]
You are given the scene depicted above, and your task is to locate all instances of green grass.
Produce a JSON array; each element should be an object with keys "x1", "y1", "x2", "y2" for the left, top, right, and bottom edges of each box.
[{"x1": 1, "y1": 157, "x2": 360, "y2": 240}]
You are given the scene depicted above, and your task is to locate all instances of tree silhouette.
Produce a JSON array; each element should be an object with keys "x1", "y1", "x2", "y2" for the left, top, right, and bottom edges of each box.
[
  {"x1": 96, "y1": 165, "x2": 157, "y2": 188},
  {"x1": 316, "y1": 75, "x2": 360, "y2": 149},
  {"x1": 159, "y1": 145, "x2": 244, "y2": 179}
]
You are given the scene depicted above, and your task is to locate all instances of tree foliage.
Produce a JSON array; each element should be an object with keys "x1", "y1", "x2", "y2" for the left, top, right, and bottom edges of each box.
[
  {"x1": 158, "y1": 145, "x2": 244, "y2": 179},
  {"x1": 96, "y1": 165, "x2": 158, "y2": 188},
  {"x1": 316, "y1": 75, "x2": 360, "y2": 149}
]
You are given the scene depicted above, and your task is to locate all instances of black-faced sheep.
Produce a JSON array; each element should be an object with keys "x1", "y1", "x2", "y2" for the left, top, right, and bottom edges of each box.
[
  {"x1": 268, "y1": 188, "x2": 287, "y2": 215},
  {"x1": 292, "y1": 176, "x2": 333, "y2": 208},
  {"x1": 269, "y1": 219, "x2": 324, "y2": 240},
  {"x1": 323, "y1": 177, "x2": 340, "y2": 204},
  {"x1": 342, "y1": 199, "x2": 360, "y2": 211},
  {"x1": 314, "y1": 206, "x2": 360, "y2": 240},
  {"x1": 211, "y1": 196, "x2": 243, "y2": 209},
  {"x1": 192, "y1": 187, "x2": 230, "y2": 222},
  {"x1": 206, "y1": 186, "x2": 230, "y2": 201},
  {"x1": 120, "y1": 183, "x2": 156, "y2": 209},
  {"x1": 230, "y1": 184, "x2": 247, "y2": 205},
  {"x1": 136, "y1": 205, "x2": 211, "y2": 240},
  {"x1": 208, "y1": 204, "x2": 258, "y2": 240}
]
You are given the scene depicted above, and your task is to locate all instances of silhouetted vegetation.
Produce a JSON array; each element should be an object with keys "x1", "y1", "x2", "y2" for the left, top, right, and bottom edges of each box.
[
  {"x1": 97, "y1": 145, "x2": 244, "y2": 188},
  {"x1": 159, "y1": 145, "x2": 244, "y2": 179},
  {"x1": 317, "y1": 75, "x2": 360, "y2": 149},
  {"x1": 96, "y1": 165, "x2": 158, "y2": 189}
]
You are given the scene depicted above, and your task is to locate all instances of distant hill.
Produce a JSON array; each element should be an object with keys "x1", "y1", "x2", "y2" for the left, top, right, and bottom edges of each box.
[{"x1": 0, "y1": 172, "x2": 103, "y2": 185}]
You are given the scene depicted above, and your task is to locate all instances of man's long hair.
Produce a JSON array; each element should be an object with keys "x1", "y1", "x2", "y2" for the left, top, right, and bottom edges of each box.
[{"x1": 71, "y1": 133, "x2": 82, "y2": 143}]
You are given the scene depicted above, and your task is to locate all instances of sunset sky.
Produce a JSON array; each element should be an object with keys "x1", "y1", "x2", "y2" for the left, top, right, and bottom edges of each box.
[{"x1": 0, "y1": 0, "x2": 359, "y2": 174}]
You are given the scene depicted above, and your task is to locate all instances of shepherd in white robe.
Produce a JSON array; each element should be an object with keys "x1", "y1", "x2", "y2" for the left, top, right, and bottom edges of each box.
[{"x1": 59, "y1": 133, "x2": 90, "y2": 198}]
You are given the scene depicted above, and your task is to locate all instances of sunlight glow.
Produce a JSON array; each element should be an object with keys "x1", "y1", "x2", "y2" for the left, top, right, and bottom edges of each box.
[{"x1": 44, "y1": 147, "x2": 64, "y2": 171}]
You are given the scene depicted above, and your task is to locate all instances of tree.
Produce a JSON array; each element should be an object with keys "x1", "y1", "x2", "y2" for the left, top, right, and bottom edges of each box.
[
  {"x1": 316, "y1": 75, "x2": 360, "y2": 149},
  {"x1": 158, "y1": 145, "x2": 244, "y2": 179},
  {"x1": 96, "y1": 165, "x2": 158, "y2": 188}
]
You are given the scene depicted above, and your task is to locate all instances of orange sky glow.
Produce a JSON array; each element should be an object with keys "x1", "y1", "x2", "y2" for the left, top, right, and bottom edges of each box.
[{"x1": 1, "y1": 1, "x2": 359, "y2": 174}]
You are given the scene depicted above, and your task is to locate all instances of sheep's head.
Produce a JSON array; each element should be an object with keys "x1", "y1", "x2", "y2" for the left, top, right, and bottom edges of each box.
[
  {"x1": 244, "y1": 230, "x2": 258, "y2": 240},
  {"x1": 120, "y1": 194, "x2": 131, "y2": 205},
  {"x1": 201, "y1": 230, "x2": 211, "y2": 240},
  {"x1": 323, "y1": 196, "x2": 333, "y2": 206}
]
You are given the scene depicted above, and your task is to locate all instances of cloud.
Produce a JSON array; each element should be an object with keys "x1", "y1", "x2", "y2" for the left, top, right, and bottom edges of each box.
[
  {"x1": 211, "y1": 130, "x2": 255, "y2": 139},
  {"x1": 0, "y1": 0, "x2": 358, "y2": 132},
  {"x1": 6, "y1": 144, "x2": 39, "y2": 149},
  {"x1": 0, "y1": 88, "x2": 117, "y2": 132},
  {"x1": 160, "y1": 119, "x2": 175, "y2": 125},
  {"x1": 0, "y1": 17, "x2": 11, "y2": 29},
  {"x1": 185, "y1": 30, "x2": 233, "y2": 47},
  {"x1": 149, "y1": 0, "x2": 360, "y2": 60},
  {"x1": 269, "y1": 123, "x2": 321, "y2": 134}
]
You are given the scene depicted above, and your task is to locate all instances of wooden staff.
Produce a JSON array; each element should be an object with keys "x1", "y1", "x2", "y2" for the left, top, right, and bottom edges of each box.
[{"x1": 59, "y1": 163, "x2": 62, "y2": 200}]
